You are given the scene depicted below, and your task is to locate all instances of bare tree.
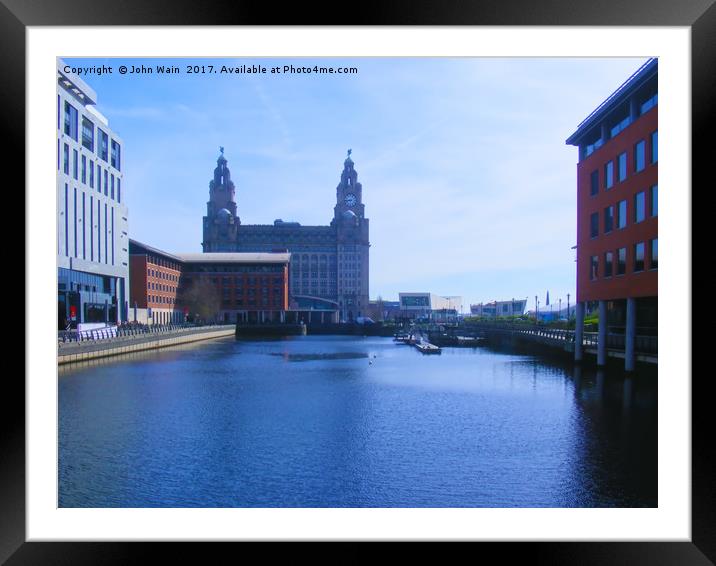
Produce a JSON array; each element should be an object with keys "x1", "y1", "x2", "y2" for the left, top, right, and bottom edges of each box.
[{"x1": 182, "y1": 277, "x2": 221, "y2": 323}]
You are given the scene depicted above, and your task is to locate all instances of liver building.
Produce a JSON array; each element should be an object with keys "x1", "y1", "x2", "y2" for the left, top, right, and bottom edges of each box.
[{"x1": 202, "y1": 148, "x2": 370, "y2": 322}]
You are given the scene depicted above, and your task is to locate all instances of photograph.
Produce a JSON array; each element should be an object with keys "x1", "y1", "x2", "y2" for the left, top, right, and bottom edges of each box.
[
  {"x1": 55, "y1": 55, "x2": 659, "y2": 509},
  {"x1": 8, "y1": 10, "x2": 706, "y2": 557}
]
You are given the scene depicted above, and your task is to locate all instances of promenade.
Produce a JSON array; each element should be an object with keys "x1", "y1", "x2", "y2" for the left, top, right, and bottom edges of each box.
[{"x1": 57, "y1": 324, "x2": 236, "y2": 365}]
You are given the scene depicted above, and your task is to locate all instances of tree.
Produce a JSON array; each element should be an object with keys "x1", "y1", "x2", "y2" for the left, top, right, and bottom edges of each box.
[{"x1": 181, "y1": 277, "x2": 221, "y2": 323}]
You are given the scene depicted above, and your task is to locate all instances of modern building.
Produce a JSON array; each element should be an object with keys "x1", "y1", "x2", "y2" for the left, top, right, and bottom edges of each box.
[
  {"x1": 57, "y1": 59, "x2": 129, "y2": 330},
  {"x1": 470, "y1": 299, "x2": 528, "y2": 318},
  {"x1": 129, "y1": 239, "x2": 291, "y2": 325},
  {"x1": 566, "y1": 58, "x2": 658, "y2": 370},
  {"x1": 201, "y1": 148, "x2": 369, "y2": 322},
  {"x1": 398, "y1": 293, "x2": 462, "y2": 322}
]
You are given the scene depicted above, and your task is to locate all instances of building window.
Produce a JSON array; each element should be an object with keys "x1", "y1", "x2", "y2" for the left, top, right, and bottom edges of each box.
[
  {"x1": 651, "y1": 130, "x2": 658, "y2": 163},
  {"x1": 81, "y1": 155, "x2": 86, "y2": 184},
  {"x1": 64, "y1": 184, "x2": 68, "y2": 256},
  {"x1": 617, "y1": 200, "x2": 627, "y2": 229},
  {"x1": 651, "y1": 185, "x2": 658, "y2": 216},
  {"x1": 82, "y1": 192, "x2": 86, "y2": 260},
  {"x1": 634, "y1": 242, "x2": 645, "y2": 272},
  {"x1": 82, "y1": 117, "x2": 94, "y2": 151},
  {"x1": 634, "y1": 140, "x2": 646, "y2": 172},
  {"x1": 650, "y1": 238, "x2": 658, "y2": 269},
  {"x1": 604, "y1": 205, "x2": 614, "y2": 233},
  {"x1": 617, "y1": 247, "x2": 626, "y2": 275},
  {"x1": 73, "y1": 188, "x2": 77, "y2": 258},
  {"x1": 617, "y1": 152, "x2": 627, "y2": 182},
  {"x1": 111, "y1": 140, "x2": 121, "y2": 170},
  {"x1": 64, "y1": 101, "x2": 78, "y2": 140},
  {"x1": 590, "y1": 212, "x2": 599, "y2": 238},
  {"x1": 117, "y1": 178, "x2": 121, "y2": 203},
  {"x1": 590, "y1": 170, "x2": 599, "y2": 196},
  {"x1": 104, "y1": 170, "x2": 108, "y2": 196},
  {"x1": 640, "y1": 93, "x2": 657, "y2": 114},
  {"x1": 89, "y1": 160, "x2": 94, "y2": 188},
  {"x1": 97, "y1": 164, "x2": 102, "y2": 193},
  {"x1": 604, "y1": 251, "x2": 614, "y2": 277},
  {"x1": 97, "y1": 201, "x2": 101, "y2": 262},
  {"x1": 634, "y1": 191, "x2": 646, "y2": 223},
  {"x1": 604, "y1": 161, "x2": 614, "y2": 189},
  {"x1": 111, "y1": 175, "x2": 115, "y2": 200},
  {"x1": 63, "y1": 144, "x2": 69, "y2": 175},
  {"x1": 610, "y1": 115, "x2": 631, "y2": 138},
  {"x1": 72, "y1": 149, "x2": 78, "y2": 180},
  {"x1": 99, "y1": 130, "x2": 109, "y2": 161},
  {"x1": 90, "y1": 196, "x2": 94, "y2": 261},
  {"x1": 104, "y1": 204, "x2": 108, "y2": 264},
  {"x1": 590, "y1": 256, "x2": 598, "y2": 280}
]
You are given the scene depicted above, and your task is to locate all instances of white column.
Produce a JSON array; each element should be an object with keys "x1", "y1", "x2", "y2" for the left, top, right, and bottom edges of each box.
[
  {"x1": 597, "y1": 300, "x2": 607, "y2": 367},
  {"x1": 625, "y1": 297, "x2": 637, "y2": 372},
  {"x1": 574, "y1": 302, "x2": 585, "y2": 362}
]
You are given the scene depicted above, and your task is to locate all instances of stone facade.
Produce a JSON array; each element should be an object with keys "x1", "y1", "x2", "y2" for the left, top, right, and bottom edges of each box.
[{"x1": 202, "y1": 150, "x2": 369, "y2": 321}]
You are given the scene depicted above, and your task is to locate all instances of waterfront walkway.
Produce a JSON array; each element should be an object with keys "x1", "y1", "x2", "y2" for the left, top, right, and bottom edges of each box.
[
  {"x1": 435, "y1": 322, "x2": 658, "y2": 365},
  {"x1": 57, "y1": 324, "x2": 236, "y2": 364}
]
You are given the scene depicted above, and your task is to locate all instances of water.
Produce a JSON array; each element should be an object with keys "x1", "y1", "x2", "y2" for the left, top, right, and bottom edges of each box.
[{"x1": 58, "y1": 336, "x2": 657, "y2": 507}]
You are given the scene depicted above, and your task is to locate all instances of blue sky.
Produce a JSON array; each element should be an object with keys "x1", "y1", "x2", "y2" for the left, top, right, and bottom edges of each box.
[{"x1": 64, "y1": 56, "x2": 648, "y2": 311}]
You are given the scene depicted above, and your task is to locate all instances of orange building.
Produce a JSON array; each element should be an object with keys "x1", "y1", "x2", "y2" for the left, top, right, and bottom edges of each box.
[{"x1": 566, "y1": 58, "x2": 657, "y2": 371}]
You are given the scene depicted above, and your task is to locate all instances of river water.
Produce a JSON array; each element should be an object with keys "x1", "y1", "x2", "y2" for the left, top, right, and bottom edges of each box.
[{"x1": 58, "y1": 335, "x2": 657, "y2": 507}]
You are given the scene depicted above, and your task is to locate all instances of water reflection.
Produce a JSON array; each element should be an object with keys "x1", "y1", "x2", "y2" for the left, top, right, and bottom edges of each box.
[{"x1": 58, "y1": 336, "x2": 657, "y2": 508}]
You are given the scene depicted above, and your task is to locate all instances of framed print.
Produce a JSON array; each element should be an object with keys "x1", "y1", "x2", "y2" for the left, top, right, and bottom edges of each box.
[{"x1": 6, "y1": 0, "x2": 712, "y2": 561}]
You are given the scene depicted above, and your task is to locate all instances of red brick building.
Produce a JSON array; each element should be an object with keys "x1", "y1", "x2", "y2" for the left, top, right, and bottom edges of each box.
[
  {"x1": 566, "y1": 58, "x2": 657, "y2": 370},
  {"x1": 129, "y1": 240, "x2": 290, "y2": 324}
]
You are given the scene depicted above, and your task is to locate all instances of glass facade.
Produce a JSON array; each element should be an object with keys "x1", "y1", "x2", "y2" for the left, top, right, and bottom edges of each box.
[{"x1": 57, "y1": 267, "x2": 119, "y2": 330}]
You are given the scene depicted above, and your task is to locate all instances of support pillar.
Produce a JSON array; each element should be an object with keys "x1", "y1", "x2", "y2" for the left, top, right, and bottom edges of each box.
[
  {"x1": 574, "y1": 302, "x2": 585, "y2": 362},
  {"x1": 597, "y1": 300, "x2": 607, "y2": 367},
  {"x1": 625, "y1": 297, "x2": 636, "y2": 372}
]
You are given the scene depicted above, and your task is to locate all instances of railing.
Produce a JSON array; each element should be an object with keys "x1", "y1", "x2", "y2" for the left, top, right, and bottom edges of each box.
[
  {"x1": 459, "y1": 322, "x2": 657, "y2": 355},
  {"x1": 58, "y1": 322, "x2": 231, "y2": 345}
]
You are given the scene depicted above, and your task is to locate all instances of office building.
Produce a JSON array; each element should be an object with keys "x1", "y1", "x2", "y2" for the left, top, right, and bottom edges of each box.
[
  {"x1": 566, "y1": 58, "x2": 658, "y2": 370},
  {"x1": 57, "y1": 59, "x2": 129, "y2": 330}
]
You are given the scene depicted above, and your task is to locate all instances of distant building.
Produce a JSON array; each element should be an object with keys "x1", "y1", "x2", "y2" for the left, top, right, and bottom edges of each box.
[
  {"x1": 470, "y1": 299, "x2": 527, "y2": 318},
  {"x1": 398, "y1": 293, "x2": 462, "y2": 322},
  {"x1": 566, "y1": 58, "x2": 658, "y2": 370},
  {"x1": 366, "y1": 299, "x2": 401, "y2": 321},
  {"x1": 201, "y1": 149, "x2": 369, "y2": 322},
  {"x1": 57, "y1": 59, "x2": 129, "y2": 330},
  {"x1": 129, "y1": 239, "x2": 291, "y2": 324}
]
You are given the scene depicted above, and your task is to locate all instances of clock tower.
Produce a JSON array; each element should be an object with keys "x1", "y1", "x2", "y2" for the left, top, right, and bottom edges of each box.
[{"x1": 332, "y1": 150, "x2": 370, "y2": 322}]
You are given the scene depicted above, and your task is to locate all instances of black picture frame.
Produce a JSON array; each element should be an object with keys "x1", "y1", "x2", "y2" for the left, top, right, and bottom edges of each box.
[{"x1": 6, "y1": 0, "x2": 710, "y2": 560}]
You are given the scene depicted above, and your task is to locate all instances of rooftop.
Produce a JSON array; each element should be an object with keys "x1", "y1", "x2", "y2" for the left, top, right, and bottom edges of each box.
[{"x1": 565, "y1": 58, "x2": 657, "y2": 146}]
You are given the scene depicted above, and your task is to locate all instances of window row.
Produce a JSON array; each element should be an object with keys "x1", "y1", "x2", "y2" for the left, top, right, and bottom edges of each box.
[
  {"x1": 148, "y1": 269, "x2": 179, "y2": 282},
  {"x1": 61, "y1": 185, "x2": 115, "y2": 266},
  {"x1": 60, "y1": 97, "x2": 121, "y2": 170},
  {"x1": 589, "y1": 186, "x2": 657, "y2": 238},
  {"x1": 60, "y1": 142, "x2": 122, "y2": 203},
  {"x1": 589, "y1": 130, "x2": 657, "y2": 196},
  {"x1": 589, "y1": 239, "x2": 658, "y2": 280}
]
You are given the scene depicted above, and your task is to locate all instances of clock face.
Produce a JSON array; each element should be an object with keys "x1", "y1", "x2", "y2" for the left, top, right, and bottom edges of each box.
[{"x1": 344, "y1": 193, "x2": 357, "y2": 206}]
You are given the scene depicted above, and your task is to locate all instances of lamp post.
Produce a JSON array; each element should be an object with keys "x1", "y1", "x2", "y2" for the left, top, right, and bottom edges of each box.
[
  {"x1": 567, "y1": 293, "x2": 571, "y2": 322},
  {"x1": 535, "y1": 296, "x2": 539, "y2": 325}
]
